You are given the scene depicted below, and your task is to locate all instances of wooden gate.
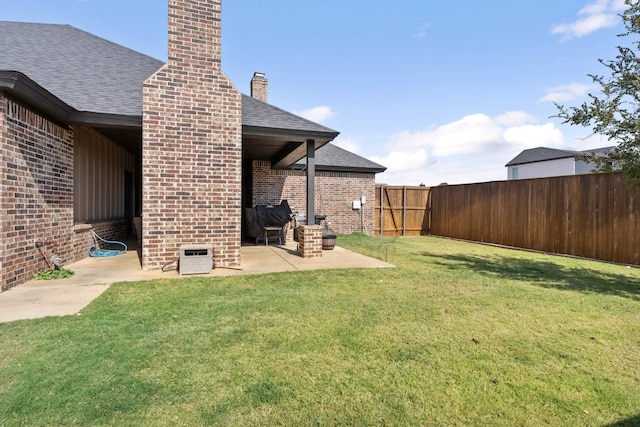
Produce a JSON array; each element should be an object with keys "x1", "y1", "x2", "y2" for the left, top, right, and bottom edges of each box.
[{"x1": 375, "y1": 185, "x2": 431, "y2": 236}]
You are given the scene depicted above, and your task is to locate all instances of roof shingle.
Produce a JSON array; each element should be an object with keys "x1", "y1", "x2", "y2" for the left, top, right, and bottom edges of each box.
[
  {"x1": 1, "y1": 21, "x2": 386, "y2": 172},
  {"x1": 0, "y1": 21, "x2": 164, "y2": 116},
  {"x1": 0, "y1": 21, "x2": 338, "y2": 138},
  {"x1": 505, "y1": 146, "x2": 616, "y2": 167},
  {"x1": 242, "y1": 95, "x2": 337, "y2": 135},
  {"x1": 293, "y1": 143, "x2": 386, "y2": 173}
]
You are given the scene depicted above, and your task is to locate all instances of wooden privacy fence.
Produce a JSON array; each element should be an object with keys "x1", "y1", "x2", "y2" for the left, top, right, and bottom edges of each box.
[
  {"x1": 430, "y1": 173, "x2": 640, "y2": 265},
  {"x1": 376, "y1": 173, "x2": 640, "y2": 266},
  {"x1": 375, "y1": 185, "x2": 430, "y2": 236}
]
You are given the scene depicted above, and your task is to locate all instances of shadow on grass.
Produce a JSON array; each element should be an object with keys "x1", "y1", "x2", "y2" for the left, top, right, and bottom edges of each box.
[
  {"x1": 605, "y1": 414, "x2": 640, "y2": 426},
  {"x1": 426, "y1": 253, "x2": 640, "y2": 300}
]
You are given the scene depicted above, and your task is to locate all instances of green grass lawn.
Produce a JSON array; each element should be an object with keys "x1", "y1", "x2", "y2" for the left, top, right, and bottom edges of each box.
[{"x1": 1, "y1": 235, "x2": 639, "y2": 426}]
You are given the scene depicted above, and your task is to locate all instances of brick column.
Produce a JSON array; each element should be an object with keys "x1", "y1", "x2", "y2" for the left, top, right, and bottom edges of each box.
[
  {"x1": 142, "y1": 0, "x2": 242, "y2": 270},
  {"x1": 298, "y1": 225, "x2": 322, "y2": 259}
]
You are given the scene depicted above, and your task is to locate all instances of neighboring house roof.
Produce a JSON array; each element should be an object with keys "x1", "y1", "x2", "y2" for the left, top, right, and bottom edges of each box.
[
  {"x1": 0, "y1": 21, "x2": 338, "y2": 142},
  {"x1": 292, "y1": 143, "x2": 386, "y2": 173},
  {"x1": 505, "y1": 146, "x2": 616, "y2": 167}
]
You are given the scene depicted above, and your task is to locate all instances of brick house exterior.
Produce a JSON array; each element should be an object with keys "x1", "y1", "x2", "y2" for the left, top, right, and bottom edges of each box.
[
  {"x1": 247, "y1": 73, "x2": 384, "y2": 237},
  {"x1": 0, "y1": 1, "x2": 385, "y2": 290},
  {"x1": 252, "y1": 161, "x2": 378, "y2": 236}
]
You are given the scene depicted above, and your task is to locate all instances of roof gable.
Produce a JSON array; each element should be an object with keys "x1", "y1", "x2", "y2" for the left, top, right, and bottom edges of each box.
[
  {"x1": 506, "y1": 146, "x2": 616, "y2": 167},
  {"x1": 506, "y1": 147, "x2": 579, "y2": 167}
]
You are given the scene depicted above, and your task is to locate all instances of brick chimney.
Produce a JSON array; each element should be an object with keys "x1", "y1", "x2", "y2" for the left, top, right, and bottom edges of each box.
[
  {"x1": 142, "y1": 0, "x2": 242, "y2": 270},
  {"x1": 250, "y1": 72, "x2": 268, "y2": 103}
]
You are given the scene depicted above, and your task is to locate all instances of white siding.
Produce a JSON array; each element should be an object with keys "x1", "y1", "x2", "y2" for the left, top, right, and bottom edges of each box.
[
  {"x1": 575, "y1": 159, "x2": 598, "y2": 175},
  {"x1": 507, "y1": 158, "x2": 575, "y2": 180}
]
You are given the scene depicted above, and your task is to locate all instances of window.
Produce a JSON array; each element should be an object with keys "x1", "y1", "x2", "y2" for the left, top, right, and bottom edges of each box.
[{"x1": 511, "y1": 167, "x2": 519, "y2": 179}]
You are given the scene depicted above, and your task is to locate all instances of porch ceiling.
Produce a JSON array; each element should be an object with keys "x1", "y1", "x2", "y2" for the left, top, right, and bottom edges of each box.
[
  {"x1": 242, "y1": 134, "x2": 333, "y2": 169},
  {"x1": 95, "y1": 127, "x2": 336, "y2": 169},
  {"x1": 241, "y1": 94, "x2": 339, "y2": 167},
  {"x1": 95, "y1": 127, "x2": 141, "y2": 155}
]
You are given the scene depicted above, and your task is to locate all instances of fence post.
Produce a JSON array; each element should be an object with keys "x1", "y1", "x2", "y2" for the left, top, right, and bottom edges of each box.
[
  {"x1": 379, "y1": 184, "x2": 384, "y2": 236},
  {"x1": 403, "y1": 186, "x2": 407, "y2": 236}
]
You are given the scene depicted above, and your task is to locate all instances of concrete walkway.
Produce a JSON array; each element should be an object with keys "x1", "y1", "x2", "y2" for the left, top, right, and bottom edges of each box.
[{"x1": 0, "y1": 242, "x2": 394, "y2": 323}]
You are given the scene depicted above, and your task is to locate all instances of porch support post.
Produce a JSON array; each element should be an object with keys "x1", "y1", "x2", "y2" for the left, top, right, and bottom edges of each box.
[{"x1": 306, "y1": 139, "x2": 315, "y2": 224}]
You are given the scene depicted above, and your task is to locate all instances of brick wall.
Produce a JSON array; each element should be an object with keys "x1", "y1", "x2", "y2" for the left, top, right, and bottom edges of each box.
[
  {"x1": 252, "y1": 160, "x2": 377, "y2": 235},
  {"x1": 142, "y1": 0, "x2": 242, "y2": 270},
  {"x1": 0, "y1": 95, "x2": 5, "y2": 288},
  {"x1": 1, "y1": 97, "x2": 75, "y2": 290}
]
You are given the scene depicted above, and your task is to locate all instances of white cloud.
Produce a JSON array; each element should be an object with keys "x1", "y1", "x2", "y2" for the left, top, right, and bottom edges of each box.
[
  {"x1": 580, "y1": 0, "x2": 627, "y2": 14},
  {"x1": 334, "y1": 137, "x2": 361, "y2": 154},
  {"x1": 552, "y1": 14, "x2": 618, "y2": 38},
  {"x1": 564, "y1": 129, "x2": 613, "y2": 149},
  {"x1": 293, "y1": 106, "x2": 338, "y2": 123},
  {"x1": 579, "y1": 0, "x2": 611, "y2": 15},
  {"x1": 370, "y1": 149, "x2": 431, "y2": 174},
  {"x1": 387, "y1": 112, "x2": 537, "y2": 157},
  {"x1": 503, "y1": 123, "x2": 565, "y2": 148},
  {"x1": 610, "y1": 0, "x2": 629, "y2": 12},
  {"x1": 494, "y1": 111, "x2": 537, "y2": 126},
  {"x1": 538, "y1": 83, "x2": 590, "y2": 103},
  {"x1": 413, "y1": 22, "x2": 431, "y2": 39},
  {"x1": 552, "y1": 0, "x2": 624, "y2": 39},
  {"x1": 372, "y1": 111, "x2": 568, "y2": 186}
]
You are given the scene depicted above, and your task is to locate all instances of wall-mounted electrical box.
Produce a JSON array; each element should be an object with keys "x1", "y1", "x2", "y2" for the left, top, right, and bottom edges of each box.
[
  {"x1": 352, "y1": 200, "x2": 361, "y2": 210},
  {"x1": 361, "y1": 196, "x2": 367, "y2": 205}
]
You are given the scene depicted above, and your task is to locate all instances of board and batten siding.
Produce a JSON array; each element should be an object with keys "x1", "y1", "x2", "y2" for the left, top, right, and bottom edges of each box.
[{"x1": 73, "y1": 126, "x2": 135, "y2": 222}]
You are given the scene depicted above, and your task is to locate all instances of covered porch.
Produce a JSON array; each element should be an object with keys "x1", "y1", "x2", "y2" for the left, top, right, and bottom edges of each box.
[{"x1": 86, "y1": 91, "x2": 340, "y2": 269}]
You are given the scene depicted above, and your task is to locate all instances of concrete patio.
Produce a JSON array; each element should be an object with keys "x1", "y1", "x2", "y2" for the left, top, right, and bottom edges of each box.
[{"x1": 0, "y1": 241, "x2": 394, "y2": 323}]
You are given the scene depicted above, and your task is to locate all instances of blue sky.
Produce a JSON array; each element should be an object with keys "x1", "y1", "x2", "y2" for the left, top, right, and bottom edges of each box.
[{"x1": 1, "y1": 0, "x2": 627, "y2": 185}]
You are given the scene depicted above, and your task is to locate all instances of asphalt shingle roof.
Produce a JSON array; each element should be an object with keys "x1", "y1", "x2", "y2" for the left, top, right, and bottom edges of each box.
[
  {"x1": 242, "y1": 94, "x2": 337, "y2": 135},
  {"x1": 0, "y1": 21, "x2": 164, "y2": 116},
  {"x1": 505, "y1": 146, "x2": 616, "y2": 167},
  {"x1": 0, "y1": 21, "x2": 339, "y2": 138},
  {"x1": 0, "y1": 21, "x2": 386, "y2": 171},
  {"x1": 506, "y1": 147, "x2": 578, "y2": 167},
  {"x1": 293, "y1": 143, "x2": 386, "y2": 173}
]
